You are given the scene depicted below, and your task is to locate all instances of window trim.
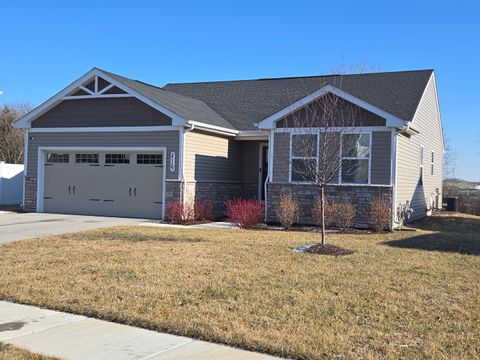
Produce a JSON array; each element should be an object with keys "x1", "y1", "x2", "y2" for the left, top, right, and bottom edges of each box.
[
  {"x1": 105, "y1": 153, "x2": 130, "y2": 164},
  {"x1": 46, "y1": 153, "x2": 69, "y2": 164},
  {"x1": 75, "y1": 153, "x2": 99, "y2": 164},
  {"x1": 339, "y1": 132, "x2": 372, "y2": 185},
  {"x1": 288, "y1": 132, "x2": 319, "y2": 183},
  {"x1": 136, "y1": 153, "x2": 163, "y2": 165}
]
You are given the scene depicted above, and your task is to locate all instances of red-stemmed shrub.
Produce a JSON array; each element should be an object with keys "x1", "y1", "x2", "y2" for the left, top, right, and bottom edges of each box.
[
  {"x1": 225, "y1": 199, "x2": 264, "y2": 228},
  {"x1": 194, "y1": 200, "x2": 214, "y2": 222},
  {"x1": 165, "y1": 201, "x2": 195, "y2": 225}
]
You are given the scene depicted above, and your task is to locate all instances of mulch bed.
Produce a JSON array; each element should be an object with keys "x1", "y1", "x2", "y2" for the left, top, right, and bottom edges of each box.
[{"x1": 302, "y1": 243, "x2": 354, "y2": 256}]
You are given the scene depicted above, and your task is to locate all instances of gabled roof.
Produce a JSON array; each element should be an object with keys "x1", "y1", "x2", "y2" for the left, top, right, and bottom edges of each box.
[
  {"x1": 15, "y1": 68, "x2": 434, "y2": 132},
  {"x1": 101, "y1": 70, "x2": 234, "y2": 129},
  {"x1": 163, "y1": 70, "x2": 433, "y2": 130}
]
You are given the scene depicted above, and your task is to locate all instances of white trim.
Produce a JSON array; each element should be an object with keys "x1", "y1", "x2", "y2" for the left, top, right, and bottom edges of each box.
[
  {"x1": 186, "y1": 120, "x2": 238, "y2": 136},
  {"x1": 431, "y1": 150, "x2": 435, "y2": 176},
  {"x1": 391, "y1": 129, "x2": 398, "y2": 225},
  {"x1": 62, "y1": 94, "x2": 133, "y2": 100},
  {"x1": 275, "y1": 126, "x2": 393, "y2": 133},
  {"x1": 419, "y1": 144, "x2": 425, "y2": 186},
  {"x1": 274, "y1": 181, "x2": 392, "y2": 188},
  {"x1": 235, "y1": 130, "x2": 269, "y2": 141},
  {"x1": 14, "y1": 68, "x2": 187, "y2": 129},
  {"x1": 22, "y1": 130, "x2": 29, "y2": 208},
  {"x1": 29, "y1": 126, "x2": 179, "y2": 133},
  {"x1": 258, "y1": 143, "x2": 268, "y2": 200},
  {"x1": 257, "y1": 84, "x2": 407, "y2": 129},
  {"x1": 339, "y1": 132, "x2": 372, "y2": 185},
  {"x1": 79, "y1": 85, "x2": 94, "y2": 95},
  {"x1": 288, "y1": 132, "x2": 319, "y2": 183},
  {"x1": 36, "y1": 146, "x2": 167, "y2": 219}
]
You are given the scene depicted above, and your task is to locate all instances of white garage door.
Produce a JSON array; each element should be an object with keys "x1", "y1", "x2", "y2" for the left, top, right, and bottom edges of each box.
[{"x1": 43, "y1": 151, "x2": 163, "y2": 219}]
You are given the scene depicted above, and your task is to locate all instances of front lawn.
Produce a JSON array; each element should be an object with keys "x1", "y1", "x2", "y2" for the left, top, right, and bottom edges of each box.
[
  {"x1": 0, "y1": 214, "x2": 479, "y2": 359},
  {"x1": 0, "y1": 343, "x2": 58, "y2": 360}
]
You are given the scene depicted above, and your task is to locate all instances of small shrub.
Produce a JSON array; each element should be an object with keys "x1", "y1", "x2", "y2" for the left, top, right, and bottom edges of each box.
[
  {"x1": 225, "y1": 199, "x2": 264, "y2": 228},
  {"x1": 314, "y1": 199, "x2": 356, "y2": 231},
  {"x1": 276, "y1": 193, "x2": 299, "y2": 229},
  {"x1": 194, "y1": 200, "x2": 214, "y2": 222},
  {"x1": 369, "y1": 197, "x2": 392, "y2": 232},
  {"x1": 165, "y1": 201, "x2": 195, "y2": 225}
]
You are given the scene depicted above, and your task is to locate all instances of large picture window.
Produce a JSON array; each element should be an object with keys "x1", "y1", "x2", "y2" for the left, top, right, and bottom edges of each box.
[
  {"x1": 341, "y1": 133, "x2": 370, "y2": 184},
  {"x1": 290, "y1": 133, "x2": 318, "y2": 182}
]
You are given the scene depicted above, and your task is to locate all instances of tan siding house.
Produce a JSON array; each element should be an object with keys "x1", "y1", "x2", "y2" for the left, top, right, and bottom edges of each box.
[{"x1": 14, "y1": 67, "x2": 443, "y2": 227}]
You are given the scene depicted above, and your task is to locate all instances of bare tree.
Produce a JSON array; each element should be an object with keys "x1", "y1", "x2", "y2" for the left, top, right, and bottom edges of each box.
[
  {"x1": 0, "y1": 103, "x2": 32, "y2": 163},
  {"x1": 285, "y1": 79, "x2": 366, "y2": 244},
  {"x1": 443, "y1": 136, "x2": 458, "y2": 179}
]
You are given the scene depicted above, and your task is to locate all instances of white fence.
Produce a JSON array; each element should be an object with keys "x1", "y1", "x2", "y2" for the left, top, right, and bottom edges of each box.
[{"x1": 0, "y1": 162, "x2": 24, "y2": 205}]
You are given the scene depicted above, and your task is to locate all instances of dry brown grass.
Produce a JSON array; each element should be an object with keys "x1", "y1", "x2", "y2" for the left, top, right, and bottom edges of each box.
[
  {"x1": 0, "y1": 214, "x2": 479, "y2": 359},
  {"x1": 0, "y1": 343, "x2": 58, "y2": 360}
]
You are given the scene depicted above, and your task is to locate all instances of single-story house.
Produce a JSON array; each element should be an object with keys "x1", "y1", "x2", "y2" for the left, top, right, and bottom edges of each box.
[{"x1": 14, "y1": 68, "x2": 443, "y2": 227}]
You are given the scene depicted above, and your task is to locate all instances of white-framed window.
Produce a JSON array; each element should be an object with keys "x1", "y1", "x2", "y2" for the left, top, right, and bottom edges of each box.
[
  {"x1": 106, "y1": 153, "x2": 130, "y2": 164},
  {"x1": 290, "y1": 133, "x2": 318, "y2": 182},
  {"x1": 46, "y1": 153, "x2": 69, "y2": 163},
  {"x1": 340, "y1": 133, "x2": 370, "y2": 184},
  {"x1": 75, "y1": 153, "x2": 99, "y2": 164},
  {"x1": 137, "y1": 154, "x2": 163, "y2": 165},
  {"x1": 431, "y1": 151, "x2": 435, "y2": 176},
  {"x1": 419, "y1": 145, "x2": 424, "y2": 186}
]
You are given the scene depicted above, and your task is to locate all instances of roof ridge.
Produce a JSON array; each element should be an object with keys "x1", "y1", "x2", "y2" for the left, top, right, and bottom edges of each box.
[{"x1": 164, "y1": 69, "x2": 434, "y2": 87}]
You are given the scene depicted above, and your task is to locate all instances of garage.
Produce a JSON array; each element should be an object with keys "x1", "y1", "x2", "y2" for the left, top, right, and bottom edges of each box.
[{"x1": 41, "y1": 150, "x2": 164, "y2": 219}]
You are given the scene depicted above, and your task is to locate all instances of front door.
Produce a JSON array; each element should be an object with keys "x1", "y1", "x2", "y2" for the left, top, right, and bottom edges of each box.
[{"x1": 259, "y1": 144, "x2": 268, "y2": 201}]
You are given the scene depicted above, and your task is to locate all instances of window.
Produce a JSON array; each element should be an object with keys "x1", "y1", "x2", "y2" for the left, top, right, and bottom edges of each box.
[
  {"x1": 419, "y1": 145, "x2": 424, "y2": 186},
  {"x1": 341, "y1": 133, "x2": 370, "y2": 184},
  {"x1": 431, "y1": 151, "x2": 435, "y2": 176},
  {"x1": 290, "y1": 134, "x2": 318, "y2": 182},
  {"x1": 46, "y1": 153, "x2": 69, "y2": 163},
  {"x1": 75, "y1": 154, "x2": 99, "y2": 163},
  {"x1": 137, "y1": 154, "x2": 163, "y2": 165},
  {"x1": 106, "y1": 153, "x2": 130, "y2": 164}
]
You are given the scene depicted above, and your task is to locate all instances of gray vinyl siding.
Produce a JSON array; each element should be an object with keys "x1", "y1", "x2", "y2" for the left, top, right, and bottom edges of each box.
[
  {"x1": 32, "y1": 98, "x2": 172, "y2": 127},
  {"x1": 184, "y1": 130, "x2": 242, "y2": 182},
  {"x1": 396, "y1": 74, "x2": 444, "y2": 221},
  {"x1": 272, "y1": 130, "x2": 391, "y2": 185},
  {"x1": 27, "y1": 131, "x2": 180, "y2": 179},
  {"x1": 371, "y1": 131, "x2": 392, "y2": 185},
  {"x1": 242, "y1": 140, "x2": 263, "y2": 184}
]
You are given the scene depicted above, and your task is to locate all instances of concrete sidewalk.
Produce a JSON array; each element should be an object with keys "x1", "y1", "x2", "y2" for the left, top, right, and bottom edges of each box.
[{"x1": 0, "y1": 301, "x2": 279, "y2": 360}]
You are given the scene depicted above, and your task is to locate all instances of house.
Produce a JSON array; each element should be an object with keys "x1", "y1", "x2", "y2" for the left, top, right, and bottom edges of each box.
[{"x1": 13, "y1": 68, "x2": 444, "y2": 227}]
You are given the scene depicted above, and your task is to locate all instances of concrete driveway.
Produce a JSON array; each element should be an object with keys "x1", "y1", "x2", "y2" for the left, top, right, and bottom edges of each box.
[{"x1": 0, "y1": 212, "x2": 150, "y2": 244}]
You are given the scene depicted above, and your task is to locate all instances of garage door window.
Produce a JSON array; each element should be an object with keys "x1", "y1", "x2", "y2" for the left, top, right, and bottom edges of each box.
[
  {"x1": 106, "y1": 154, "x2": 130, "y2": 164},
  {"x1": 137, "y1": 154, "x2": 162, "y2": 165},
  {"x1": 75, "y1": 154, "x2": 99, "y2": 163},
  {"x1": 47, "y1": 153, "x2": 69, "y2": 163}
]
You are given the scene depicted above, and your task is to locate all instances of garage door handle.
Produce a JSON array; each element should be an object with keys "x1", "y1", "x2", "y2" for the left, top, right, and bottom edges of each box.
[
  {"x1": 68, "y1": 185, "x2": 71, "y2": 194},
  {"x1": 134, "y1": 187, "x2": 137, "y2": 197},
  {"x1": 72, "y1": 186, "x2": 76, "y2": 194},
  {"x1": 129, "y1": 188, "x2": 132, "y2": 197}
]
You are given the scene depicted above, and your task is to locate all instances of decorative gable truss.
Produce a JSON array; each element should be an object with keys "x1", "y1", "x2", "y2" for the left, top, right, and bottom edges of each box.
[{"x1": 64, "y1": 75, "x2": 130, "y2": 100}]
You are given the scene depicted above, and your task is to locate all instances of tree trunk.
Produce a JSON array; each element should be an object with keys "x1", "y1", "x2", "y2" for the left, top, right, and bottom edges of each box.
[{"x1": 320, "y1": 186, "x2": 326, "y2": 245}]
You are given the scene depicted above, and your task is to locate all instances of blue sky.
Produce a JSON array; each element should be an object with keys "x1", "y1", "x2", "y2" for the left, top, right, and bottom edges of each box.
[{"x1": 1, "y1": 0, "x2": 479, "y2": 180}]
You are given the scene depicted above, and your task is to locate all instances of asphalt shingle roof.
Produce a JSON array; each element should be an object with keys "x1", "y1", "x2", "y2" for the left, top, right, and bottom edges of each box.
[{"x1": 102, "y1": 69, "x2": 433, "y2": 131}]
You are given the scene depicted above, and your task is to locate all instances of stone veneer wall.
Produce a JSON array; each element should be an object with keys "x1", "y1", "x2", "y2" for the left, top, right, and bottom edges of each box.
[
  {"x1": 185, "y1": 182, "x2": 257, "y2": 217},
  {"x1": 23, "y1": 176, "x2": 37, "y2": 212},
  {"x1": 266, "y1": 183, "x2": 393, "y2": 228}
]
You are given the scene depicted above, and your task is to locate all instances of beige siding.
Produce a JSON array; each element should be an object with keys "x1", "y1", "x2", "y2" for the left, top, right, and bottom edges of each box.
[
  {"x1": 27, "y1": 131, "x2": 180, "y2": 180},
  {"x1": 32, "y1": 98, "x2": 172, "y2": 127},
  {"x1": 184, "y1": 130, "x2": 242, "y2": 182},
  {"x1": 396, "y1": 74, "x2": 444, "y2": 221},
  {"x1": 272, "y1": 130, "x2": 391, "y2": 185}
]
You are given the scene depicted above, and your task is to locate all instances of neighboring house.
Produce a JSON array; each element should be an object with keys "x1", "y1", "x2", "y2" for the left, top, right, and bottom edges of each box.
[{"x1": 13, "y1": 68, "x2": 443, "y2": 227}]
